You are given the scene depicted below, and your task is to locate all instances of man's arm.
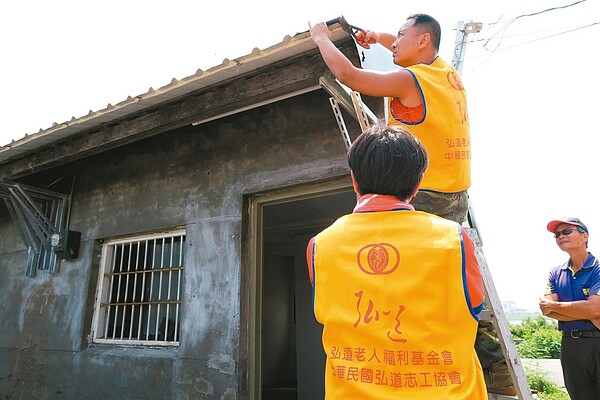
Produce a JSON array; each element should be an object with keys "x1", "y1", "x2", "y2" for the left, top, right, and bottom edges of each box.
[
  {"x1": 540, "y1": 294, "x2": 600, "y2": 320},
  {"x1": 306, "y1": 236, "x2": 315, "y2": 285},
  {"x1": 541, "y1": 294, "x2": 578, "y2": 321},
  {"x1": 355, "y1": 30, "x2": 397, "y2": 51},
  {"x1": 309, "y1": 22, "x2": 419, "y2": 101},
  {"x1": 461, "y1": 227, "x2": 484, "y2": 314}
]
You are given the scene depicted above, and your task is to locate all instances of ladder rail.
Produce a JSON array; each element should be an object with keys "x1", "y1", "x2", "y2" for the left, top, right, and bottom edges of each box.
[
  {"x1": 466, "y1": 211, "x2": 533, "y2": 400},
  {"x1": 349, "y1": 91, "x2": 374, "y2": 133},
  {"x1": 328, "y1": 98, "x2": 353, "y2": 150}
]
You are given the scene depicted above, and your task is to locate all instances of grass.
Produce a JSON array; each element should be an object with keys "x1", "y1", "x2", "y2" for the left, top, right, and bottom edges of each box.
[{"x1": 525, "y1": 364, "x2": 569, "y2": 400}]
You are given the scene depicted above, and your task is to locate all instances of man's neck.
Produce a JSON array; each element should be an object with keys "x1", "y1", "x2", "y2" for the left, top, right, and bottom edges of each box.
[{"x1": 569, "y1": 249, "x2": 589, "y2": 271}]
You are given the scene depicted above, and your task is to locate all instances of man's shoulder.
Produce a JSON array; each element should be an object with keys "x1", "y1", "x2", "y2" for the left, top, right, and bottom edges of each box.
[
  {"x1": 549, "y1": 262, "x2": 569, "y2": 275},
  {"x1": 588, "y1": 254, "x2": 600, "y2": 276}
]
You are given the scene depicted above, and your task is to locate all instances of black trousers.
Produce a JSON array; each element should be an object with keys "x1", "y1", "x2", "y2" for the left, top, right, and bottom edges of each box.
[{"x1": 560, "y1": 335, "x2": 600, "y2": 400}]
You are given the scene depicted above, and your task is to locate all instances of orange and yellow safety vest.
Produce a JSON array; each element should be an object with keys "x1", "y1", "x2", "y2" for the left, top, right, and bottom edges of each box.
[
  {"x1": 312, "y1": 210, "x2": 486, "y2": 399},
  {"x1": 387, "y1": 57, "x2": 471, "y2": 193}
]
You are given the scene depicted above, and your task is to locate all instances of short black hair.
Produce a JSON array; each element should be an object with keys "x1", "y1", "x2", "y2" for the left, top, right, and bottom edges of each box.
[
  {"x1": 348, "y1": 123, "x2": 428, "y2": 201},
  {"x1": 407, "y1": 13, "x2": 441, "y2": 52}
]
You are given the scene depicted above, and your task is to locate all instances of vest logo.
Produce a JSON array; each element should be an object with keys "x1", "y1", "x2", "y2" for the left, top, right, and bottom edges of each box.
[
  {"x1": 357, "y1": 243, "x2": 400, "y2": 275},
  {"x1": 447, "y1": 71, "x2": 464, "y2": 91}
]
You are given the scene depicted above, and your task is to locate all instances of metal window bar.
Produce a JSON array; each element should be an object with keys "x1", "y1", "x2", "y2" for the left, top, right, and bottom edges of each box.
[
  {"x1": 113, "y1": 243, "x2": 125, "y2": 339},
  {"x1": 154, "y1": 237, "x2": 165, "y2": 341},
  {"x1": 165, "y1": 238, "x2": 173, "y2": 342},
  {"x1": 136, "y1": 240, "x2": 149, "y2": 340},
  {"x1": 103, "y1": 246, "x2": 117, "y2": 340},
  {"x1": 174, "y1": 237, "x2": 182, "y2": 342},
  {"x1": 128, "y1": 240, "x2": 140, "y2": 340},
  {"x1": 120, "y1": 242, "x2": 132, "y2": 340},
  {"x1": 145, "y1": 239, "x2": 156, "y2": 341}
]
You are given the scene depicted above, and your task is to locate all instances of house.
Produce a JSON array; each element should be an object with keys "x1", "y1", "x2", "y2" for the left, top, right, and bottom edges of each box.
[{"x1": 0, "y1": 18, "x2": 384, "y2": 399}]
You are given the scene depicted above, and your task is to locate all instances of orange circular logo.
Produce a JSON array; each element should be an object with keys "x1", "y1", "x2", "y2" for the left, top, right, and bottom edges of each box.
[
  {"x1": 447, "y1": 71, "x2": 464, "y2": 91},
  {"x1": 357, "y1": 243, "x2": 400, "y2": 275}
]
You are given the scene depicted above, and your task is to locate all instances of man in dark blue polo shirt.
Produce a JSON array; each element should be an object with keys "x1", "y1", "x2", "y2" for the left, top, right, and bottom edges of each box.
[{"x1": 539, "y1": 217, "x2": 600, "y2": 400}]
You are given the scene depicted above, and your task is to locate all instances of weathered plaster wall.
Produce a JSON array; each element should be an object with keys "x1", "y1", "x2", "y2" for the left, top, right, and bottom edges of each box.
[{"x1": 0, "y1": 90, "x2": 352, "y2": 399}]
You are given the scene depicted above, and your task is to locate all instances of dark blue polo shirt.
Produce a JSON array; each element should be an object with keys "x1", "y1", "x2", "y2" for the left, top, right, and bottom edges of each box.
[{"x1": 547, "y1": 253, "x2": 600, "y2": 331}]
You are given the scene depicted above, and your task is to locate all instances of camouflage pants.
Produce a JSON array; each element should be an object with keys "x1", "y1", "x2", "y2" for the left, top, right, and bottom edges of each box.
[
  {"x1": 410, "y1": 190, "x2": 469, "y2": 224},
  {"x1": 475, "y1": 319, "x2": 506, "y2": 369}
]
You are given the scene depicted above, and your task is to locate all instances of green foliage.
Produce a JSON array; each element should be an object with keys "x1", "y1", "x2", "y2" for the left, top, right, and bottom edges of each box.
[
  {"x1": 509, "y1": 316, "x2": 568, "y2": 398},
  {"x1": 510, "y1": 316, "x2": 562, "y2": 359},
  {"x1": 525, "y1": 365, "x2": 569, "y2": 400}
]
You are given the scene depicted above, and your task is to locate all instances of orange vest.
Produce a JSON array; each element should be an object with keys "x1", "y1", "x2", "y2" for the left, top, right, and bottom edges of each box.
[
  {"x1": 387, "y1": 57, "x2": 471, "y2": 193},
  {"x1": 313, "y1": 211, "x2": 486, "y2": 399}
]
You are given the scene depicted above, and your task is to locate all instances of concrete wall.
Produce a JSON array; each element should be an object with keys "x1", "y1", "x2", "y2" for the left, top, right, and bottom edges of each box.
[{"x1": 0, "y1": 91, "x2": 352, "y2": 399}]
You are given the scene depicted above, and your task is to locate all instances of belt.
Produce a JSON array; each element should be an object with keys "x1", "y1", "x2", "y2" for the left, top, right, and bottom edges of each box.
[{"x1": 563, "y1": 329, "x2": 600, "y2": 338}]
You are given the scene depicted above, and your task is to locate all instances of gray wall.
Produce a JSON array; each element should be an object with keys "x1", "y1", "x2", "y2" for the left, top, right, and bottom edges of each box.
[{"x1": 0, "y1": 91, "x2": 352, "y2": 399}]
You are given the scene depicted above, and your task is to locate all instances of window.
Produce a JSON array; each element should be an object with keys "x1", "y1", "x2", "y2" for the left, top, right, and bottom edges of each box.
[{"x1": 92, "y1": 229, "x2": 185, "y2": 346}]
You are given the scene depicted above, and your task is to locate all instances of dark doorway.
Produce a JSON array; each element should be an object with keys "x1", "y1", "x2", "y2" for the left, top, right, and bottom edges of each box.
[{"x1": 260, "y1": 187, "x2": 356, "y2": 400}]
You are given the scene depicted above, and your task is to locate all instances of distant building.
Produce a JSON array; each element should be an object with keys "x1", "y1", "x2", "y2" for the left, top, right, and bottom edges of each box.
[{"x1": 501, "y1": 300, "x2": 518, "y2": 313}]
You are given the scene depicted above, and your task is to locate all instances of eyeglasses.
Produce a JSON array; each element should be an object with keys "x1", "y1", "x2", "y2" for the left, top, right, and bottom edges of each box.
[{"x1": 554, "y1": 228, "x2": 579, "y2": 238}]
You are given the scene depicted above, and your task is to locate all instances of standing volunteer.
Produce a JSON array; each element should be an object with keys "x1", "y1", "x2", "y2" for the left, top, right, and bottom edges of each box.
[{"x1": 306, "y1": 124, "x2": 487, "y2": 399}]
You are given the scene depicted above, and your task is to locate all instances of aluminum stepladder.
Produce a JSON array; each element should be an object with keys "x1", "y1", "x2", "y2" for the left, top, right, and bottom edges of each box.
[
  {"x1": 465, "y1": 208, "x2": 532, "y2": 400},
  {"x1": 321, "y1": 77, "x2": 532, "y2": 399}
]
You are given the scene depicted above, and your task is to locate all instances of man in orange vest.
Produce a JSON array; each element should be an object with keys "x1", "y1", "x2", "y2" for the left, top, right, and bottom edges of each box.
[
  {"x1": 310, "y1": 14, "x2": 516, "y2": 396},
  {"x1": 306, "y1": 124, "x2": 487, "y2": 399},
  {"x1": 310, "y1": 13, "x2": 469, "y2": 223}
]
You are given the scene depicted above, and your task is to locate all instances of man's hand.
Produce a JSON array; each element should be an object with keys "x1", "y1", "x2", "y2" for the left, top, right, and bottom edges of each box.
[
  {"x1": 539, "y1": 297, "x2": 556, "y2": 316},
  {"x1": 355, "y1": 30, "x2": 380, "y2": 49},
  {"x1": 308, "y1": 21, "x2": 332, "y2": 44}
]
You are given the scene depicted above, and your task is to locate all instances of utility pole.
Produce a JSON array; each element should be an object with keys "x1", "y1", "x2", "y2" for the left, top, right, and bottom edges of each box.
[
  {"x1": 452, "y1": 21, "x2": 483, "y2": 75},
  {"x1": 453, "y1": 19, "x2": 534, "y2": 400}
]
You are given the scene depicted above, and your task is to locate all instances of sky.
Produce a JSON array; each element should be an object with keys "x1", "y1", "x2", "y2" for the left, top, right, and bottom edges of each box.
[{"x1": 1, "y1": 0, "x2": 599, "y2": 311}]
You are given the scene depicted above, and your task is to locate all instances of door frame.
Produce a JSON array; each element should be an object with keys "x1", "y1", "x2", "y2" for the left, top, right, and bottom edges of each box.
[{"x1": 245, "y1": 177, "x2": 352, "y2": 400}]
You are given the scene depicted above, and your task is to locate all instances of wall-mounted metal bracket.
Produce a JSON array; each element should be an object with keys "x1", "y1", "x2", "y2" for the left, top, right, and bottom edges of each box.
[
  {"x1": 319, "y1": 75, "x2": 378, "y2": 150},
  {"x1": 1, "y1": 178, "x2": 79, "y2": 276}
]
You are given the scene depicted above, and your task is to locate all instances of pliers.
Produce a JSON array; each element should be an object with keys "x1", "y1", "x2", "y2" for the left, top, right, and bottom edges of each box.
[{"x1": 338, "y1": 15, "x2": 367, "y2": 42}]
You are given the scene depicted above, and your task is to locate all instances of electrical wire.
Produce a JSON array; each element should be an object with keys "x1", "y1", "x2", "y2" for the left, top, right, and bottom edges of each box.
[
  {"x1": 480, "y1": 22, "x2": 598, "y2": 54},
  {"x1": 482, "y1": 0, "x2": 588, "y2": 51},
  {"x1": 461, "y1": 0, "x2": 596, "y2": 69}
]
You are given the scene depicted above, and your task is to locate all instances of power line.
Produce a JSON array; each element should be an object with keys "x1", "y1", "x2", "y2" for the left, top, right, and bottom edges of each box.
[
  {"x1": 462, "y1": 0, "x2": 594, "y2": 69},
  {"x1": 512, "y1": 0, "x2": 587, "y2": 20},
  {"x1": 482, "y1": 0, "x2": 589, "y2": 51},
  {"x1": 459, "y1": 20, "x2": 598, "y2": 71},
  {"x1": 474, "y1": 21, "x2": 598, "y2": 55}
]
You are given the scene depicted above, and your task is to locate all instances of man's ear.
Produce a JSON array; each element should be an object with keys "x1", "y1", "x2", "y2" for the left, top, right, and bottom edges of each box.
[
  {"x1": 350, "y1": 171, "x2": 361, "y2": 195},
  {"x1": 418, "y1": 32, "x2": 430, "y2": 49}
]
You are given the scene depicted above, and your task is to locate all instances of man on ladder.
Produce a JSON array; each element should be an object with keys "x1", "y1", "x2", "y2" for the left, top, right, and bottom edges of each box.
[{"x1": 310, "y1": 13, "x2": 520, "y2": 397}]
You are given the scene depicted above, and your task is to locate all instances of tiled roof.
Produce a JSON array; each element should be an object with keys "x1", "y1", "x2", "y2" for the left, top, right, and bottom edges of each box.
[{"x1": 0, "y1": 19, "x2": 350, "y2": 165}]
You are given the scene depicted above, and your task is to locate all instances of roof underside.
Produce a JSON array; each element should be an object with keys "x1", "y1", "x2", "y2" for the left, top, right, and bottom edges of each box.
[{"x1": 0, "y1": 18, "x2": 354, "y2": 170}]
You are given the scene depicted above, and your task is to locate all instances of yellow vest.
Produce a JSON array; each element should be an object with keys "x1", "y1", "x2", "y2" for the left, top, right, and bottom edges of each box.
[
  {"x1": 387, "y1": 57, "x2": 471, "y2": 193},
  {"x1": 313, "y1": 211, "x2": 486, "y2": 399}
]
